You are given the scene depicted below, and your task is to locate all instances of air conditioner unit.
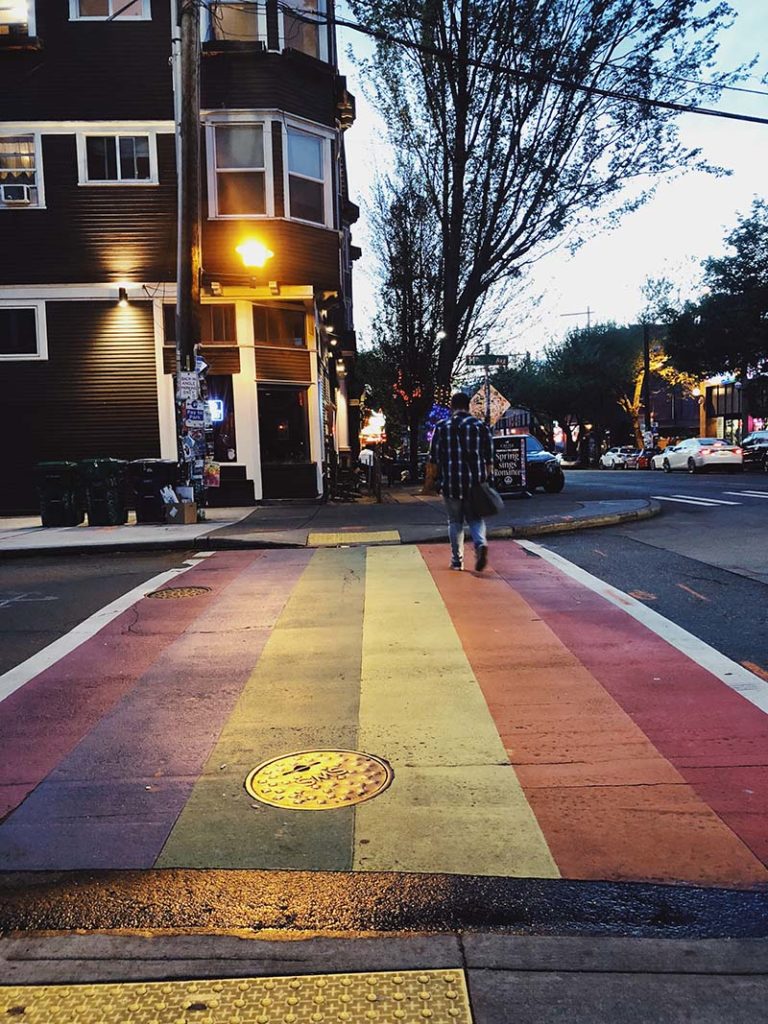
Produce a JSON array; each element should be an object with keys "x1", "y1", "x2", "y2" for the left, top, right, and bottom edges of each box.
[{"x1": 0, "y1": 184, "x2": 32, "y2": 204}]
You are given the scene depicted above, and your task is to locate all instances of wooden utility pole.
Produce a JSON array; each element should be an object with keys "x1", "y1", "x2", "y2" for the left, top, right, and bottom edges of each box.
[{"x1": 175, "y1": 0, "x2": 201, "y2": 377}]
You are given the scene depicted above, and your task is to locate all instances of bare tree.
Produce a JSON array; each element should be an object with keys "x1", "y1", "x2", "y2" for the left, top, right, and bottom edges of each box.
[{"x1": 348, "y1": 0, "x2": 751, "y2": 392}]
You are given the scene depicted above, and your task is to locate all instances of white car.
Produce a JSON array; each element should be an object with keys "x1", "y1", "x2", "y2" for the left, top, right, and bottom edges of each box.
[
  {"x1": 661, "y1": 437, "x2": 743, "y2": 474},
  {"x1": 650, "y1": 451, "x2": 667, "y2": 470},
  {"x1": 600, "y1": 446, "x2": 636, "y2": 469}
]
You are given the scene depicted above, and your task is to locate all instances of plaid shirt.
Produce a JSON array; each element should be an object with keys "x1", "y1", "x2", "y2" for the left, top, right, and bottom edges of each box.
[{"x1": 429, "y1": 411, "x2": 494, "y2": 499}]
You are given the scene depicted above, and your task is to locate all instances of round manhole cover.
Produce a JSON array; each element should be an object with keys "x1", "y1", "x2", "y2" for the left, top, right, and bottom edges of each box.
[
  {"x1": 245, "y1": 749, "x2": 393, "y2": 810},
  {"x1": 146, "y1": 586, "x2": 212, "y2": 599}
]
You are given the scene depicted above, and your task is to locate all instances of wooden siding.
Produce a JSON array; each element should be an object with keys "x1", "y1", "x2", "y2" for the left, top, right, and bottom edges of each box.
[
  {"x1": 202, "y1": 50, "x2": 337, "y2": 127},
  {"x1": 0, "y1": 134, "x2": 177, "y2": 285},
  {"x1": 255, "y1": 347, "x2": 312, "y2": 382},
  {"x1": 162, "y1": 346, "x2": 241, "y2": 375},
  {"x1": 203, "y1": 219, "x2": 341, "y2": 292},
  {"x1": 272, "y1": 122, "x2": 285, "y2": 217},
  {"x1": 0, "y1": 1, "x2": 173, "y2": 122},
  {"x1": 3, "y1": 300, "x2": 161, "y2": 513}
]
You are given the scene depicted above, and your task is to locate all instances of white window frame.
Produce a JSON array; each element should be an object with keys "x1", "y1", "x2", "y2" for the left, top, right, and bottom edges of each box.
[
  {"x1": 0, "y1": 300, "x2": 48, "y2": 361},
  {"x1": 204, "y1": 1, "x2": 267, "y2": 45},
  {"x1": 279, "y1": 0, "x2": 328, "y2": 62},
  {"x1": 205, "y1": 115, "x2": 274, "y2": 220},
  {"x1": 0, "y1": 130, "x2": 45, "y2": 210},
  {"x1": 0, "y1": 1, "x2": 37, "y2": 35},
  {"x1": 283, "y1": 118, "x2": 333, "y2": 228},
  {"x1": 75, "y1": 131, "x2": 159, "y2": 186},
  {"x1": 69, "y1": 0, "x2": 151, "y2": 20}
]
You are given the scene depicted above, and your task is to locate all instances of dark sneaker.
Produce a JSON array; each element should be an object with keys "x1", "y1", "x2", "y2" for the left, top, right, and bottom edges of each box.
[
  {"x1": 450, "y1": 561, "x2": 464, "y2": 571},
  {"x1": 475, "y1": 545, "x2": 489, "y2": 571}
]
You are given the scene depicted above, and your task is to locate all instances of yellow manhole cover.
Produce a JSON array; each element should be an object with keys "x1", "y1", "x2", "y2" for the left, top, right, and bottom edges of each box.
[
  {"x1": 245, "y1": 749, "x2": 394, "y2": 810},
  {"x1": 0, "y1": 970, "x2": 472, "y2": 1023},
  {"x1": 146, "y1": 585, "x2": 212, "y2": 599}
]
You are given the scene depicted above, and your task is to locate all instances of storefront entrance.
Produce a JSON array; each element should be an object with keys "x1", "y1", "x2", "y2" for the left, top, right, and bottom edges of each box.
[{"x1": 258, "y1": 384, "x2": 317, "y2": 498}]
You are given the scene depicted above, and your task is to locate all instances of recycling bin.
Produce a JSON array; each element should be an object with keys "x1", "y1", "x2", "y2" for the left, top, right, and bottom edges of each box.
[
  {"x1": 130, "y1": 459, "x2": 179, "y2": 524},
  {"x1": 79, "y1": 458, "x2": 129, "y2": 526},
  {"x1": 35, "y1": 461, "x2": 84, "y2": 527}
]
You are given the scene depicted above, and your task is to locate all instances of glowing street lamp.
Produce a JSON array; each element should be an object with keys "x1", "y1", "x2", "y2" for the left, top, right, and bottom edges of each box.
[{"x1": 236, "y1": 239, "x2": 274, "y2": 269}]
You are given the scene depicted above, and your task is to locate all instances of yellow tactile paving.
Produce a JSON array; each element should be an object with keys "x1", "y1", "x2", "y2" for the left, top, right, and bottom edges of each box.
[
  {"x1": 0, "y1": 970, "x2": 473, "y2": 1023},
  {"x1": 308, "y1": 531, "x2": 400, "y2": 546},
  {"x1": 354, "y1": 546, "x2": 559, "y2": 877}
]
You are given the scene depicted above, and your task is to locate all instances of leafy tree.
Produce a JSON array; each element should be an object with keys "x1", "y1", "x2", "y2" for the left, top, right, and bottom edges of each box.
[
  {"x1": 348, "y1": 0, "x2": 748, "y2": 392},
  {"x1": 362, "y1": 163, "x2": 442, "y2": 477},
  {"x1": 664, "y1": 199, "x2": 768, "y2": 376}
]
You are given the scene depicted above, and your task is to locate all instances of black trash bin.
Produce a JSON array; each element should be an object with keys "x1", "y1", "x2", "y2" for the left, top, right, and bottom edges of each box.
[
  {"x1": 79, "y1": 458, "x2": 129, "y2": 526},
  {"x1": 130, "y1": 459, "x2": 179, "y2": 523},
  {"x1": 36, "y1": 461, "x2": 84, "y2": 527}
]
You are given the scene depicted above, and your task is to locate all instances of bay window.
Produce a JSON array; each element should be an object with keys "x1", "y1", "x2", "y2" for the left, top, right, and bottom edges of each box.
[
  {"x1": 211, "y1": 123, "x2": 267, "y2": 217},
  {"x1": 206, "y1": 0, "x2": 266, "y2": 44},
  {"x1": 282, "y1": 0, "x2": 327, "y2": 61},
  {"x1": 287, "y1": 127, "x2": 326, "y2": 225}
]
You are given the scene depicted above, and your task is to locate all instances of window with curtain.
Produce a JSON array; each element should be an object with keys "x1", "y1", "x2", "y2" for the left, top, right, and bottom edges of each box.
[{"x1": 0, "y1": 134, "x2": 39, "y2": 207}]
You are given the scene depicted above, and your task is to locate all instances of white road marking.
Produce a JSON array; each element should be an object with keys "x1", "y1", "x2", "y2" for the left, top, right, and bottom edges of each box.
[
  {"x1": 0, "y1": 554, "x2": 211, "y2": 705},
  {"x1": 652, "y1": 495, "x2": 728, "y2": 507},
  {"x1": 0, "y1": 592, "x2": 59, "y2": 610},
  {"x1": 671, "y1": 494, "x2": 742, "y2": 505},
  {"x1": 724, "y1": 490, "x2": 768, "y2": 499},
  {"x1": 517, "y1": 540, "x2": 768, "y2": 716}
]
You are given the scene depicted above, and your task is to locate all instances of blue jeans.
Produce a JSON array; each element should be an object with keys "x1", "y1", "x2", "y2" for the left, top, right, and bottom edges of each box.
[{"x1": 443, "y1": 496, "x2": 487, "y2": 565}]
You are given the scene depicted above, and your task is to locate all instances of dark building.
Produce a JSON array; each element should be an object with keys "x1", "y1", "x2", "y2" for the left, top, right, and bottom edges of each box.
[{"x1": 0, "y1": 0, "x2": 359, "y2": 511}]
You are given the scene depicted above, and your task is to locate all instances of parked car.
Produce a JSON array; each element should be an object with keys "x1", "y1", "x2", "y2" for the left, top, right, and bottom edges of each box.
[
  {"x1": 600, "y1": 446, "x2": 636, "y2": 469},
  {"x1": 633, "y1": 447, "x2": 658, "y2": 469},
  {"x1": 623, "y1": 448, "x2": 648, "y2": 469},
  {"x1": 524, "y1": 435, "x2": 565, "y2": 492},
  {"x1": 650, "y1": 450, "x2": 667, "y2": 470},
  {"x1": 741, "y1": 430, "x2": 768, "y2": 472},
  {"x1": 661, "y1": 437, "x2": 742, "y2": 473}
]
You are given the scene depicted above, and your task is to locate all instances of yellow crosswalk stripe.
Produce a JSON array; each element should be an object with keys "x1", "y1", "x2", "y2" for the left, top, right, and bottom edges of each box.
[{"x1": 353, "y1": 546, "x2": 559, "y2": 877}]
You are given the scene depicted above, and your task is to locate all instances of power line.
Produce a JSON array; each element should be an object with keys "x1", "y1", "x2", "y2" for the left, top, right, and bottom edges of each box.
[{"x1": 326, "y1": 9, "x2": 768, "y2": 126}]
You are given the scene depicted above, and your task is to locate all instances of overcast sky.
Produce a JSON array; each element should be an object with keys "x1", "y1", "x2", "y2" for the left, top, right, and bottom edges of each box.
[{"x1": 337, "y1": 1, "x2": 767, "y2": 357}]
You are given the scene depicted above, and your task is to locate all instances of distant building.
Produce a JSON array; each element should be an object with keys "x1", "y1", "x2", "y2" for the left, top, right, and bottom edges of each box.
[{"x1": 0, "y1": 0, "x2": 359, "y2": 511}]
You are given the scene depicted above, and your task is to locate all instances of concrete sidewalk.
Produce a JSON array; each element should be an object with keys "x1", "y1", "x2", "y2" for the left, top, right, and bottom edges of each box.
[
  {"x1": 0, "y1": 487, "x2": 659, "y2": 556},
  {"x1": 2, "y1": 932, "x2": 766, "y2": 1023}
]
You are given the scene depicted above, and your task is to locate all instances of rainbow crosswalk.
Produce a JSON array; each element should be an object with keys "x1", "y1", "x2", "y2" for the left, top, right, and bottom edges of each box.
[{"x1": 0, "y1": 543, "x2": 766, "y2": 887}]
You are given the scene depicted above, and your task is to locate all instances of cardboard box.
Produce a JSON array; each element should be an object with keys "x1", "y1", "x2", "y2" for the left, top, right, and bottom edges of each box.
[{"x1": 164, "y1": 501, "x2": 197, "y2": 525}]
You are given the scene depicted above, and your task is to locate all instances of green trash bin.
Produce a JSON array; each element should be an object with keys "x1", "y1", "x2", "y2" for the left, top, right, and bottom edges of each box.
[
  {"x1": 79, "y1": 459, "x2": 129, "y2": 526},
  {"x1": 35, "y1": 462, "x2": 84, "y2": 527}
]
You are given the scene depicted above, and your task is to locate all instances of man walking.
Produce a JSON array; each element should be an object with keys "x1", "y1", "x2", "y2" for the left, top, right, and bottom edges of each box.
[{"x1": 428, "y1": 392, "x2": 494, "y2": 571}]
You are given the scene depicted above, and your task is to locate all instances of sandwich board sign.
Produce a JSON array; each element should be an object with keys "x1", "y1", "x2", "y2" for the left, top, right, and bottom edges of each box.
[{"x1": 492, "y1": 435, "x2": 527, "y2": 494}]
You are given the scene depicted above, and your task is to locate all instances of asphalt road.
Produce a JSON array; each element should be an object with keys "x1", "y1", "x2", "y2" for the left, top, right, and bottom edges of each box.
[
  {"x1": 0, "y1": 549, "x2": 194, "y2": 676},
  {"x1": 532, "y1": 468, "x2": 768, "y2": 681}
]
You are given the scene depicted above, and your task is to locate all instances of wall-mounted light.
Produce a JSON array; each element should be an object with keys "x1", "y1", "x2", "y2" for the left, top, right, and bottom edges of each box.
[
  {"x1": 118, "y1": 287, "x2": 129, "y2": 307},
  {"x1": 236, "y1": 239, "x2": 274, "y2": 269}
]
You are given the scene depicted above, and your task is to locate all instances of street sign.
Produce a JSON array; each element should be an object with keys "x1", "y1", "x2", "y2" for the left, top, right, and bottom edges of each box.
[
  {"x1": 176, "y1": 370, "x2": 199, "y2": 401},
  {"x1": 466, "y1": 353, "x2": 508, "y2": 367},
  {"x1": 492, "y1": 435, "x2": 527, "y2": 494},
  {"x1": 470, "y1": 384, "x2": 511, "y2": 427}
]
